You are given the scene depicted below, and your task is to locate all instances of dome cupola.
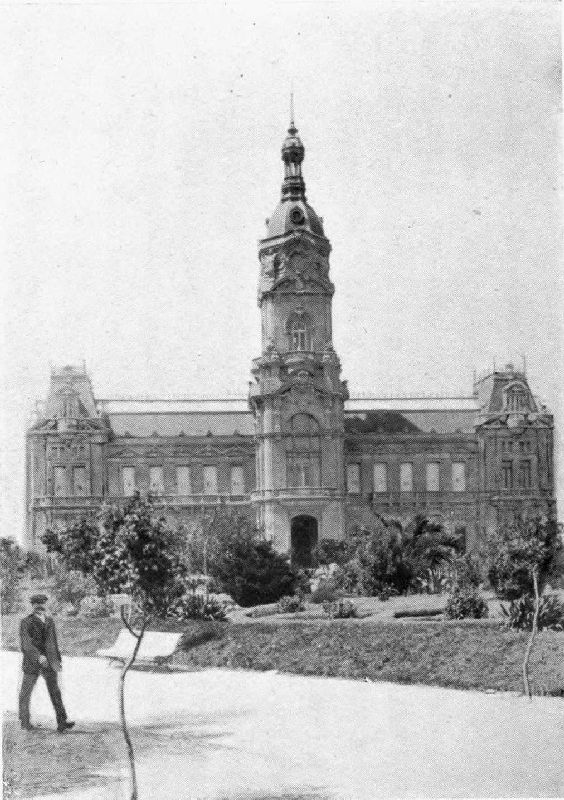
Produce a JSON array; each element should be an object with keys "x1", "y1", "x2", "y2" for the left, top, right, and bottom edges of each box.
[{"x1": 263, "y1": 104, "x2": 325, "y2": 240}]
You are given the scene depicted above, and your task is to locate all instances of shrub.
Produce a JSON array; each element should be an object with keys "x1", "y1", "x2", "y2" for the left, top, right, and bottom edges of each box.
[
  {"x1": 486, "y1": 515, "x2": 562, "y2": 601},
  {"x1": 403, "y1": 516, "x2": 463, "y2": 593},
  {"x1": 54, "y1": 568, "x2": 97, "y2": 612},
  {"x1": 0, "y1": 537, "x2": 27, "y2": 613},
  {"x1": 376, "y1": 585, "x2": 399, "y2": 601},
  {"x1": 277, "y1": 595, "x2": 305, "y2": 614},
  {"x1": 314, "y1": 539, "x2": 353, "y2": 567},
  {"x1": 212, "y1": 537, "x2": 297, "y2": 608},
  {"x1": 179, "y1": 620, "x2": 226, "y2": 650},
  {"x1": 323, "y1": 599, "x2": 357, "y2": 619},
  {"x1": 445, "y1": 587, "x2": 489, "y2": 620},
  {"x1": 501, "y1": 594, "x2": 564, "y2": 631},
  {"x1": 171, "y1": 593, "x2": 227, "y2": 622},
  {"x1": 310, "y1": 579, "x2": 343, "y2": 604},
  {"x1": 394, "y1": 608, "x2": 443, "y2": 619},
  {"x1": 79, "y1": 595, "x2": 113, "y2": 618},
  {"x1": 345, "y1": 533, "x2": 413, "y2": 598},
  {"x1": 452, "y1": 553, "x2": 483, "y2": 590}
]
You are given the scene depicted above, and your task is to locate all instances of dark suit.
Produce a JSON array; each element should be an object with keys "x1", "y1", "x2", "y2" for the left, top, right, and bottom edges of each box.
[{"x1": 19, "y1": 613, "x2": 68, "y2": 728}]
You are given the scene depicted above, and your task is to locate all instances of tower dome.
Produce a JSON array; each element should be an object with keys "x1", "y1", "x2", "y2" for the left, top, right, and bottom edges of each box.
[{"x1": 264, "y1": 117, "x2": 325, "y2": 239}]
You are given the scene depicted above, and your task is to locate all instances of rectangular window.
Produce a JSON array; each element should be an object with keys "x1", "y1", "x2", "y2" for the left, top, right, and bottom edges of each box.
[
  {"x1": 122, "y1": 467, "x2": 136, "y2": 497},
  {"x1": 72, "y1": 466, "x2": 88, "y2": 496},
  {"x1": 149, "y1": 466, "x2": 164, "y2": 495},
  {"x1": 176, "y1": 466, "x2": 191, "y2": 495},
  {"x1": 400, "y1": 463, "x2": 413, "y2": 493},
  {"x1": 501, "y1": 462, "x2": 513, "y2": 490},
  {"x1": 203, "y1": 465, "x2": 218, "y2": 495},
  {"x1": 53, "y1": 467, "x2": 67, "y2": 497},
  {"x1": 347, "y1": 463, "x2": 361, "y2": 494},
  {"x1": 518, "y1": 461, "x2": 531, "y2": 489},
  {"x1": 230, "y1": 465, "x2": 245, "y2": 495},
  {"x1": 452, "y1": 462, "x2": 466, "y2": 492},
  {"x1": 287, "y1": 455, "x2": 320, "y2": 487},
  {"x1": 426, "y1": 462, "x2": 440, "y2": 492},
  {"x1": 373, "y1": 463, "x2": 387, "y2": 493}
]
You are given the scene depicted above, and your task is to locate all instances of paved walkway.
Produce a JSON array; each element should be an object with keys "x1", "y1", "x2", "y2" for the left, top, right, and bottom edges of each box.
[{"x1": 3, "y1": 650, "x2": 563, "y2": 799}]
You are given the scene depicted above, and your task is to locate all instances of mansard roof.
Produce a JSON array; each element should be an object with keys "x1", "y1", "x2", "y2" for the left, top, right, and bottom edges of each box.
[{"x1": 93, "y1": 395, "x2": 479, "y2": 438}]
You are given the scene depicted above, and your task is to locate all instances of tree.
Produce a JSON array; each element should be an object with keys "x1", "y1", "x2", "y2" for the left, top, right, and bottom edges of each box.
[
  {"x1": 403, "y1": 516, "x2": 463, "y2": 593},
  {"x1": 43, "y1": 494, "x2": 186, "y2": 800},
  {"x1": 183, "y1": 507, "x2": 297, "y2": 606},
  {"x1": 317, "y1": 514, "x2": 461, "y2": 598},
  {"x1": 485, "y1": 513, "x2": 563, "y2": 697},
  {"x1": 486, "y1": 514, "x2": 562, "y2": 601},
  {"x1": 0, "y1": 537, "x2": 28, "y2": 613}
]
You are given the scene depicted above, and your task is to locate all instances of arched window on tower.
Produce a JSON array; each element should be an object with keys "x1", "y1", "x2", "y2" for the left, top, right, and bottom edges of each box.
[
  {"x1": 286, "y1": 312, "x2": 312, "y2": 352},
  {"x1": 504, "y1": 383, "x2": 531, "y2": 414},
  {"x1": 58, "y1": 388, "x2": 79, "y2": 419},
  {"x1": 285, "y1": 413, "x2": 321, "y2": 488}
]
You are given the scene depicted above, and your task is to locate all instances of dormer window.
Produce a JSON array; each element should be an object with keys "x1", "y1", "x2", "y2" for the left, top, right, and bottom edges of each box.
[
  {"x1": 504, "y1": 383, "x2": 529, "y2": 413},
  {"x1": 59, "y1": 389, "x2": 79, "y2": 419}
]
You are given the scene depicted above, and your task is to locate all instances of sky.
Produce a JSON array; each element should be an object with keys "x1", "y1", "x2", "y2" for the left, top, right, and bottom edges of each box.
[{"x1": 1, "y1": 0, "x2": 561, "y2": 542}]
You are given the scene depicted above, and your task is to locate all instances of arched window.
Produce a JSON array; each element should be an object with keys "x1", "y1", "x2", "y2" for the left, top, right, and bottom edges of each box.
[
  {"x1": 286, "y1": 312, "x2": 312, "y2": 352},
  {"x1": 58, "y1": 388, "x2": 78, "y2": 419},
  {"x1": 504, "y1": 383, "x2": 530, "y2": 413},
  {"x1": 285, "y1": 414, "x2": 321, "y2": 488}
]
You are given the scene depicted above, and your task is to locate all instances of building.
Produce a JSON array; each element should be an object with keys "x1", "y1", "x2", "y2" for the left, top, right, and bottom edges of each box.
[{"x1": 25, "y1": 120, "x2": 555, "y2": 564}]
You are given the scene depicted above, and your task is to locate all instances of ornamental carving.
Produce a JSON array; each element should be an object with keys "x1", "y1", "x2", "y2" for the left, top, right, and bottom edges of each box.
[{"x1": 258, "y1": 242, "x2": 334, "y2": 300}]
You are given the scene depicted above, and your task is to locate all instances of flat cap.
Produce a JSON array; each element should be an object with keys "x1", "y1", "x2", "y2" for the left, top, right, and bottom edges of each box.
[{"x1": 30, "y1": 594, "x2": 48, "y2": 605}]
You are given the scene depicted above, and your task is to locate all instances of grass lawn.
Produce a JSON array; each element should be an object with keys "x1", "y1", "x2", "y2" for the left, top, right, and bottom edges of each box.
[
  {"x1": 171, "y1": 619, "x2": 564, "y2": 695},
  {"x1": 3, "y1": 609, "x2": 563, "y2": 696}
]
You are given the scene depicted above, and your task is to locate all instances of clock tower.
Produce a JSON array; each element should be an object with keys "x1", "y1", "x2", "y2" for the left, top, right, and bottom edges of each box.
[{"x1": 249, "y1": 116, "x2": 348, "y2": 565}]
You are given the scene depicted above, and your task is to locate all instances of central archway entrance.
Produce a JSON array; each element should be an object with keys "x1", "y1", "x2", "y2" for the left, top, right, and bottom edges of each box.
[{"x1": 290, "y1": 515, "x2": 318, "y2": 569}]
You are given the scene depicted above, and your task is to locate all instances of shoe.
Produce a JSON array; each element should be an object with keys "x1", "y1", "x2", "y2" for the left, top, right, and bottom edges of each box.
[
  {"x1": 21, "y1": 723, "x2": 36, "y2": 731},
  {"x1": 57, "y1": 721, "x2": 75, "y2": 732}
]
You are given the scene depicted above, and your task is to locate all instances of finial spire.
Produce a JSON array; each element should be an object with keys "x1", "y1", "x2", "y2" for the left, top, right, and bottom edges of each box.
[
  {"x1": 281, "y1": 95, "x2": 305, "y2": 200},
  {"x1": 290, "y1": 89, "x2": 295, "y2": 131}
]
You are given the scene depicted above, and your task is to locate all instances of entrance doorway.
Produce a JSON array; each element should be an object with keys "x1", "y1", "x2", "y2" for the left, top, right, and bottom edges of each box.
[{"x1": 290, "y1": 515, "x2": 318, "y2": 569}]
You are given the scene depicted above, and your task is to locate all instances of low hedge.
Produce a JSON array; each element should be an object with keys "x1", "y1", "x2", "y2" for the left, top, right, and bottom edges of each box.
[
  {"x1": 3, "y1": 613, "x2": 563, "y2": 696},
  {"x1": 173, "y1": 620, "x2": 564, "y2": 695}
]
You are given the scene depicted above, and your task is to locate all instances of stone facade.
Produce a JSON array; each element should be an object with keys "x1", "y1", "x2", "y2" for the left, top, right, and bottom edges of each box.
[{"x1": 25, "y1": 122, "x2": 555, "y2": 563}]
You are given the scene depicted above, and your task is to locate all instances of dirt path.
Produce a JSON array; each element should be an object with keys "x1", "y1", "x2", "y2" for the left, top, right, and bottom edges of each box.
[{"x1": 3, "y1": 651, "x2": 563, "y2": 799}]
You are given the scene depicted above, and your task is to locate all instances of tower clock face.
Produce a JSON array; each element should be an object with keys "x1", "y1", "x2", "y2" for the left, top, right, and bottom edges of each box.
[{"x1": 290, "y1": 207, "x2": 306, "y2": 226}]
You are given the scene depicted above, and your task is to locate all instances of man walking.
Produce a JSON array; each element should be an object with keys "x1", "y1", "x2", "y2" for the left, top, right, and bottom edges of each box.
[{"x1": 19, "y1": 594, "x2": 74, "y2": 732}]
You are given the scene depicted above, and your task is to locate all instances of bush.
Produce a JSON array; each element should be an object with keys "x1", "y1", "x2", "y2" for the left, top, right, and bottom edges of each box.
[
  {"x1": 402, "y1": 516, "x2": 464, "y2": 594},
  {"x1": 314, "y1": 539, "x2": 353, "y2": 567},
  {"x1": 179, "y1": 620, "x2": 226, "y2": 650},
  {"x1": 277, "y1": 595, "x2": 305, "y2": 614},
  {"x1": 79, "y1": 595, "x2": 113, "y2": 618},
  {"x1": 54, "y1": 568, "x2": 97, "y2": 612},
  {"x1": 344, "y1": 533, "x2": 413, "y2": 598},
  {"x1": 452, "y1": 553, "x2": 483, "y2": 590},
  {"x1": 310, "y1": 579, "x2": 343, "y2": 605},
  {"x1": 486, "y1": 515, "x2": 562, "y2": 601},
  {"x1": 326, "y1": 515, "x2": 461, "y2": 599},
  {"x1": 171, "y1": 593, "x2": 227, "y2": 622},
  {"x1": 445, "y1": 587, "x2": 489, "y2": 620},
  {"x1": 501, "y1": 593, "x2": 564, "y2": 631},
  {"x1": 212, "y1": 537, "x2": 297, "y2": 608},
  {"x1": 323, "y1": 599, "x2": 357, "y2": 619},
  {"x1": 376, "y1": 585, "x2": 399, "y2": 601},
  {"x1": 0, "y1": 538, "x2": 27, "y2": 613}
]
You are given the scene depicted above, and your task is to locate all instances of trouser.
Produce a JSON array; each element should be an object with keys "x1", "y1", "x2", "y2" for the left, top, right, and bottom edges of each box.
[{"x1": 19, "y1": 667, "x2": 67, "y2": 727}]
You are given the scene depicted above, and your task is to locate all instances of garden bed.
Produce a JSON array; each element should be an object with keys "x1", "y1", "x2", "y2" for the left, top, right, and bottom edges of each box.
[
  {"x1": 170, "y1": 619, "x2": 564, "y2": 695},
  {"x1": 3, "y1": 607, "x2": 563, "y2": 696}
]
